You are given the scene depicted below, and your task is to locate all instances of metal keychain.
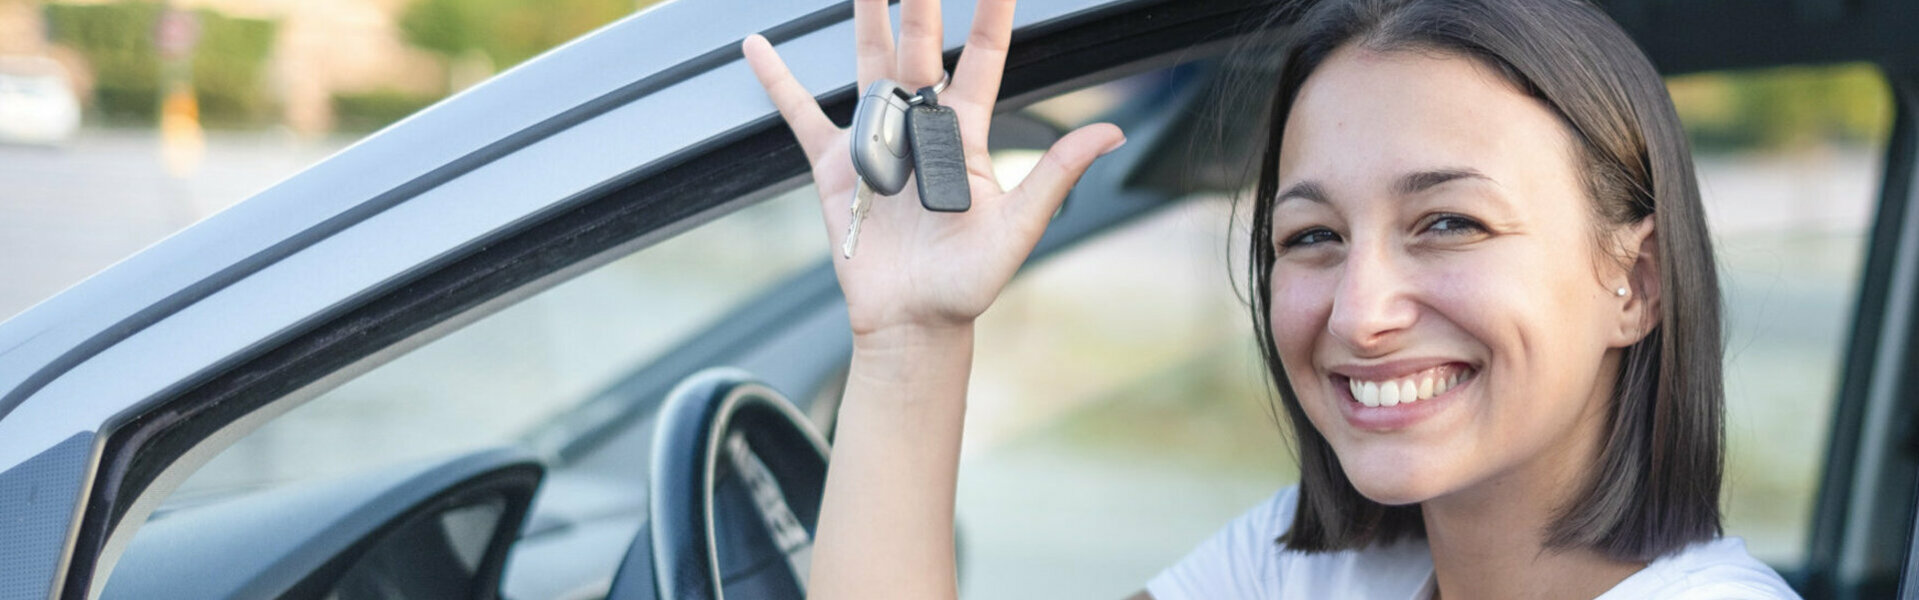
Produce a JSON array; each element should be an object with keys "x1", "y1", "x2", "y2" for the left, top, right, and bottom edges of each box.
[{"x1": 843, "y1": 72, "x2": 950, "y2": 259}]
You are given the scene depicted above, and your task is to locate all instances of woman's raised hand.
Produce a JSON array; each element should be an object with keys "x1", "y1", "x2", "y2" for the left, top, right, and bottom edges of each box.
[{"x1": 743, "y1": 0, "x2": 1125, "y2": 339}]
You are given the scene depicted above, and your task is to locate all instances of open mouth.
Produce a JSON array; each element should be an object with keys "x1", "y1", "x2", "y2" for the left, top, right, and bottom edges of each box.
[{"x1": 1338, "y1": 364, "x2": 1477, "y2": 408}]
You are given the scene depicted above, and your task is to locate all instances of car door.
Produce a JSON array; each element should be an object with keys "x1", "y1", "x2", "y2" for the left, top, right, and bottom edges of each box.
[{"x1": 0, "y1": 1, "x2": 1293, "y2": 598}]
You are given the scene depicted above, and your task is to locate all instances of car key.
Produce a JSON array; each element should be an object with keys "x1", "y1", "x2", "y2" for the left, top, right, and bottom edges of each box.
[
  {"x1": 905, "y1": 85, "x2": 971, "y2": 212},
  {"x1": 850, "y1": 79, "x2": 915, "y2": 196},
  {"x1": 843, "y1": 178, "x2": 875, "y2": 259}
]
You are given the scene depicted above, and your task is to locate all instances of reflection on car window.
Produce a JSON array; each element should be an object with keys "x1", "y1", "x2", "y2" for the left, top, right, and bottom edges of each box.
[{"x1": 164, "y1": 186, "x2": 825, "y2": 504}]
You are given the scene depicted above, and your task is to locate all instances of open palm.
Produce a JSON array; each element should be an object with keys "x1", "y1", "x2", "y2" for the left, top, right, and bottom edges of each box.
[{"x1": 743, "y1": 0, "x2": 1125, "y2": 337}]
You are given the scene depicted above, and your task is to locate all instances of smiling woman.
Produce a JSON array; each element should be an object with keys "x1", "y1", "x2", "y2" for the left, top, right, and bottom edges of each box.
[
  {"x1": 1177, "y1": 0, "x2": 1783, "y2": 596},
  {"x1": 744, "y1": 0, "x2": 1796, "y2": 598}
]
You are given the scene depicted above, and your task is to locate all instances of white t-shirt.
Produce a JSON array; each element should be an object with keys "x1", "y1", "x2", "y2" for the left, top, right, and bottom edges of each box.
[{"x1": 1146, "y1": 486, "x2": 1801, "y2": 599}]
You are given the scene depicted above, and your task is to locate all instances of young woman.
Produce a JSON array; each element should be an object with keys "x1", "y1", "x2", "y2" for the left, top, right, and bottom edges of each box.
[{"x1": 742, "y1": 0, "x2": 1800, "y2": 597}]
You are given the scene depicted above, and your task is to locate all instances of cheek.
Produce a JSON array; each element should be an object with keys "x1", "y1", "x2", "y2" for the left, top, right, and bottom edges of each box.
[
  {"x1": 1419, "y1": 243, "x2": 1613, "y2": 411},
  {"x1": 1268, "y1": 266, "x2": 1337, "y2": 384}
]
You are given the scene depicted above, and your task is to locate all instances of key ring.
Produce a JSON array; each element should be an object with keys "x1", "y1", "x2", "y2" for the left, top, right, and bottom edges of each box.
[{"x1": 907, "y1": 70, "x2": 951, "y2": 104}]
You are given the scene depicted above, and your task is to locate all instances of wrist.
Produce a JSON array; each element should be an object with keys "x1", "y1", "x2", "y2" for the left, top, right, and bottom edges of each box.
[
  {"x1": 852, "y1": 320, "x2": 975, "y2": 356},
  {"x1": 849, "y1": 321, "x2": 975, "y2": 388}
]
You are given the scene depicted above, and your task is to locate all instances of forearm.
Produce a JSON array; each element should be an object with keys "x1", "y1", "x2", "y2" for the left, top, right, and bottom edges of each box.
[{"x1": 807, "y1": 322, "x2": 975, "y2": 600}]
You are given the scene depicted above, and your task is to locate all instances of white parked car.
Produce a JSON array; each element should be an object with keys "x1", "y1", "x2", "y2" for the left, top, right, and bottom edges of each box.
[{"x1": 0, "y1": 56, "x2": 81, "y2": 145}]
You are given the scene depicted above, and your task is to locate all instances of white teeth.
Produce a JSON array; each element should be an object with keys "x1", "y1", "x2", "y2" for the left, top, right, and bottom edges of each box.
[{"x1": 1345, "y1": 367, "x2": 1474, "y2": 407}]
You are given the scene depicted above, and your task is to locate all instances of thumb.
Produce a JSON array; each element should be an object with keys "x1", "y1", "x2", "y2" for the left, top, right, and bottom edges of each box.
[{"x1": 1007, "y1": 123, "x2": 1126, "y2": 223}]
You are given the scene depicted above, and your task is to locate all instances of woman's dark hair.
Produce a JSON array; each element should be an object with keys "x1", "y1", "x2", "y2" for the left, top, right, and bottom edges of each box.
[{"x1": 1245, "y1": 0, "x2": 1725, "y2": 561}]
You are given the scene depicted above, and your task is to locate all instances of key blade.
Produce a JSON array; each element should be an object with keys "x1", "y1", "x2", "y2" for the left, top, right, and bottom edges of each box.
[{"x1": 842, "y1": 182, "x2": 873, "y2": 259}]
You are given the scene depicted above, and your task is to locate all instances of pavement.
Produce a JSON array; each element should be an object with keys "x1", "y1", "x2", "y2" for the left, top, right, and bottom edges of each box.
[{"x1": 0, "y1": 128, "x2": 352, "y2": 321}]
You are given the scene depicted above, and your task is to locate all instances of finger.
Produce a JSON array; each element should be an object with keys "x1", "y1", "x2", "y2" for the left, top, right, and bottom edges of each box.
[
  {"x1": 854, "y1": 0, "x2": 894, "y2": 91},
  {"x1": 897, "y1": 0, "x2": 945, "y2": 89},
  {"x1": 1007, "y1": 123, "x2": 1126, "y2": 223},
  {"x1": 743, "y1": 35, "x2": 839, "y2": 162},
  {"x1": 948, "y1": 0, "x2": 1015, "y2": 110}
]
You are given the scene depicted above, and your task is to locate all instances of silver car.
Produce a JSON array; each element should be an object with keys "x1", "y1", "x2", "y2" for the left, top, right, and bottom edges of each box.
[{"x1": 1, "y1": 0, "x2": 1916, "y2": 598}]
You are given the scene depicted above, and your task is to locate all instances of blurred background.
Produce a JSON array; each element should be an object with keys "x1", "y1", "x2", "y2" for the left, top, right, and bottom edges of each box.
[
  {"x1": 0, "y1": 1, "x2": 1894, "y2": 598},
  {"x1": 0, "y1": 0, "x2": 659, "y2": 319}
]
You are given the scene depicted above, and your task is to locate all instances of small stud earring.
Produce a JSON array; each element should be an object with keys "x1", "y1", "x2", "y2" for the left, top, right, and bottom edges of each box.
[{"x1": 1615, "y1": 287, "x2": 1629, "y2": 297}]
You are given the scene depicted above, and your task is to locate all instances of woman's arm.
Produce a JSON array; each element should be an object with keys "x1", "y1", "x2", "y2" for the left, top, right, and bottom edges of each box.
[
  {"x1": 742, "y1": 0, "x2": 1125, "y2": 598},
  {"x1": 808, "y1": 323, "x2": 973, "y2": 599}
]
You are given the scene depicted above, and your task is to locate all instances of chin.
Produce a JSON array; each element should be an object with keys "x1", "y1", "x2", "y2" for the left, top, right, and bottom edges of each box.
[{"x1": 1337, "y1": 449, "x2": 1451, "y2": 506}]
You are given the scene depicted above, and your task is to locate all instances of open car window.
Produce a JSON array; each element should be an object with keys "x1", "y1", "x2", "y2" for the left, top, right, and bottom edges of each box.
[
  {"x1": 1676, "y1": 64, "x2": 1891, "y2": 570},
  {"x1": 161, "y1": 185, "x2": 827, "y2": 507}
]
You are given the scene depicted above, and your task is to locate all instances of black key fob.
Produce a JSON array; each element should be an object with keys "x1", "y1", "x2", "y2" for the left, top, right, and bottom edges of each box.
[{"x1": 907, "y1": 96, "x2": 971, "y2": 212}]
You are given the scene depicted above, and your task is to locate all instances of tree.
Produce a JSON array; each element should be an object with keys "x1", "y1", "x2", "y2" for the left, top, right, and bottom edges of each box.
[{"x1": 399, "y1": 0, "x2": 653, "y2": 71}]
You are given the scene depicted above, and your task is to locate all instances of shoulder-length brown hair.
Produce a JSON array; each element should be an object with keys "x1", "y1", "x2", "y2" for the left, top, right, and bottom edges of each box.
[{"x1": 1246, "y1": 0, "x2": 1724, "y2": 561}]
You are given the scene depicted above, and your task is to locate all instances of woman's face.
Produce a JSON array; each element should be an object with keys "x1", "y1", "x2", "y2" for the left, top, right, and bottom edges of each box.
[{"x1": 1270, "y1": 46, "x2": 1639, "y2": 505}]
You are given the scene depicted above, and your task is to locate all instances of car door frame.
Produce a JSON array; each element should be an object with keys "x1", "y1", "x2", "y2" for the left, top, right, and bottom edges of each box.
[
  {"x1": 1819, "y1": 70, "x2": 1919, "y2": 600},
  {"x1": 0, "y1": 2, "x2": 1299, "y2": 598}
]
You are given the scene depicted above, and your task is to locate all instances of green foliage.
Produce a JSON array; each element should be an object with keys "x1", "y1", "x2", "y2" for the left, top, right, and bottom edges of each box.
[
  {"x1": 1669, "y1": 64, "x2": 1893, "y2": 153},
  {"x1": 45, "y1": 1, "x2": 278, "y2": 127},
  {"x1": 399, "y1": 0, "x2": 653, "y2": 70},
  {"x1": 332, "y1": 89, "x2": 439, "y2": 132},
  {"x1": 190, "y1": 11, "x2": 276, "y2": 127},
  {"x1": 44, "y1": 2, "x2": 161, "y2": 123}
]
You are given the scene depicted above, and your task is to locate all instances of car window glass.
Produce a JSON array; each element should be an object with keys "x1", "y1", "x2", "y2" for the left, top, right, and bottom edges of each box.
[
  {"x1": 950, "y1": 64, "x2": 1887, "y2": 597},
  {"x1": 162, "y1": 186, "x2": 825, "y2": 506}
]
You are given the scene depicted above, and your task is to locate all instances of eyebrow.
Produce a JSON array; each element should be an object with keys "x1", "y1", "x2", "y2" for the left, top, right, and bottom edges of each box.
[{"x1": 1274, "y1": 168, "x2": 1494, "y2": 206}]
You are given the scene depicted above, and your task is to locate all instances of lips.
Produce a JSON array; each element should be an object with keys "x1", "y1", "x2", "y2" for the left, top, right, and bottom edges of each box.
[{"x1": 1337, "y1": 364, "x2": 1476, "y2": 408}]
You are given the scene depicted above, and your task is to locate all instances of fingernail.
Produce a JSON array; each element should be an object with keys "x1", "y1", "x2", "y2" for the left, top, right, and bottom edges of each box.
[{"x1": 1099, "y1": 137, "x2": 1128, "y2": 157}]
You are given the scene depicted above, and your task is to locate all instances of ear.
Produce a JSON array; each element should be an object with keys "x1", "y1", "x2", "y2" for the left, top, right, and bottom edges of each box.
[{"x1": 1609, "y1": 217, "x2": 1660, "y2": 348}]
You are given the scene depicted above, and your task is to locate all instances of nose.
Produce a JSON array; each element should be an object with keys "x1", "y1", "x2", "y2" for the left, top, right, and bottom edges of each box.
[{"x1": 1326, "y1": 242, "x2": 1419, "y2": 354}]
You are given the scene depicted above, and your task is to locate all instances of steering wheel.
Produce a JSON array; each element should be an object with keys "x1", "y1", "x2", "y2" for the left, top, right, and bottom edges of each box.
[{"x1": 607, "y1": 368, "x2": 830, "y2": 600}]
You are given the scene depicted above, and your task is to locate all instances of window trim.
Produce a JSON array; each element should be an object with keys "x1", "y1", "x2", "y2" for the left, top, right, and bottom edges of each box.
[{"x1": 1808, "y1": 70, "x2": 1919, "y2": 598}]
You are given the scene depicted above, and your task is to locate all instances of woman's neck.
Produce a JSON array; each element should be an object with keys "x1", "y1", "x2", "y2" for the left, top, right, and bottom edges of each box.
[
  {"x1": 1422, "y1": 492, "x2": 1644, "y2": 599},
  {"x1": 1420, "y1": 378, "x2": 1644, "y2": 599}
]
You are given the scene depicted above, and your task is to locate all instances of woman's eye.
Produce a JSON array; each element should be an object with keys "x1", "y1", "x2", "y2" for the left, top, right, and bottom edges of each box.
[
  {"x1": 1280, "y1": 227, "x2": 1341, "y2": 249},
  {"x1": 1424, "y1": 214, "x2": 1487, "y2": 236}
]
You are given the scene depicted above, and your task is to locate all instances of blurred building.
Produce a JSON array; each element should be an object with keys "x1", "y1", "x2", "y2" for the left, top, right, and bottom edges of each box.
[{"x1": 0, "y1": 0, "x2": 45, "y2": 55}]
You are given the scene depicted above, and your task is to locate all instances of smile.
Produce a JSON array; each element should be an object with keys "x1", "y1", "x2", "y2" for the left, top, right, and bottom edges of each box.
[{"x1": 1342, "y1": 364, "x2": 1476, "y2": 408}]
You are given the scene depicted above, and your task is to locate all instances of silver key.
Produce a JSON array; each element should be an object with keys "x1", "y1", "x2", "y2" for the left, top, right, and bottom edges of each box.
[{"x1": 842, "y1": 178, "x2": 876, "y2": 259}]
